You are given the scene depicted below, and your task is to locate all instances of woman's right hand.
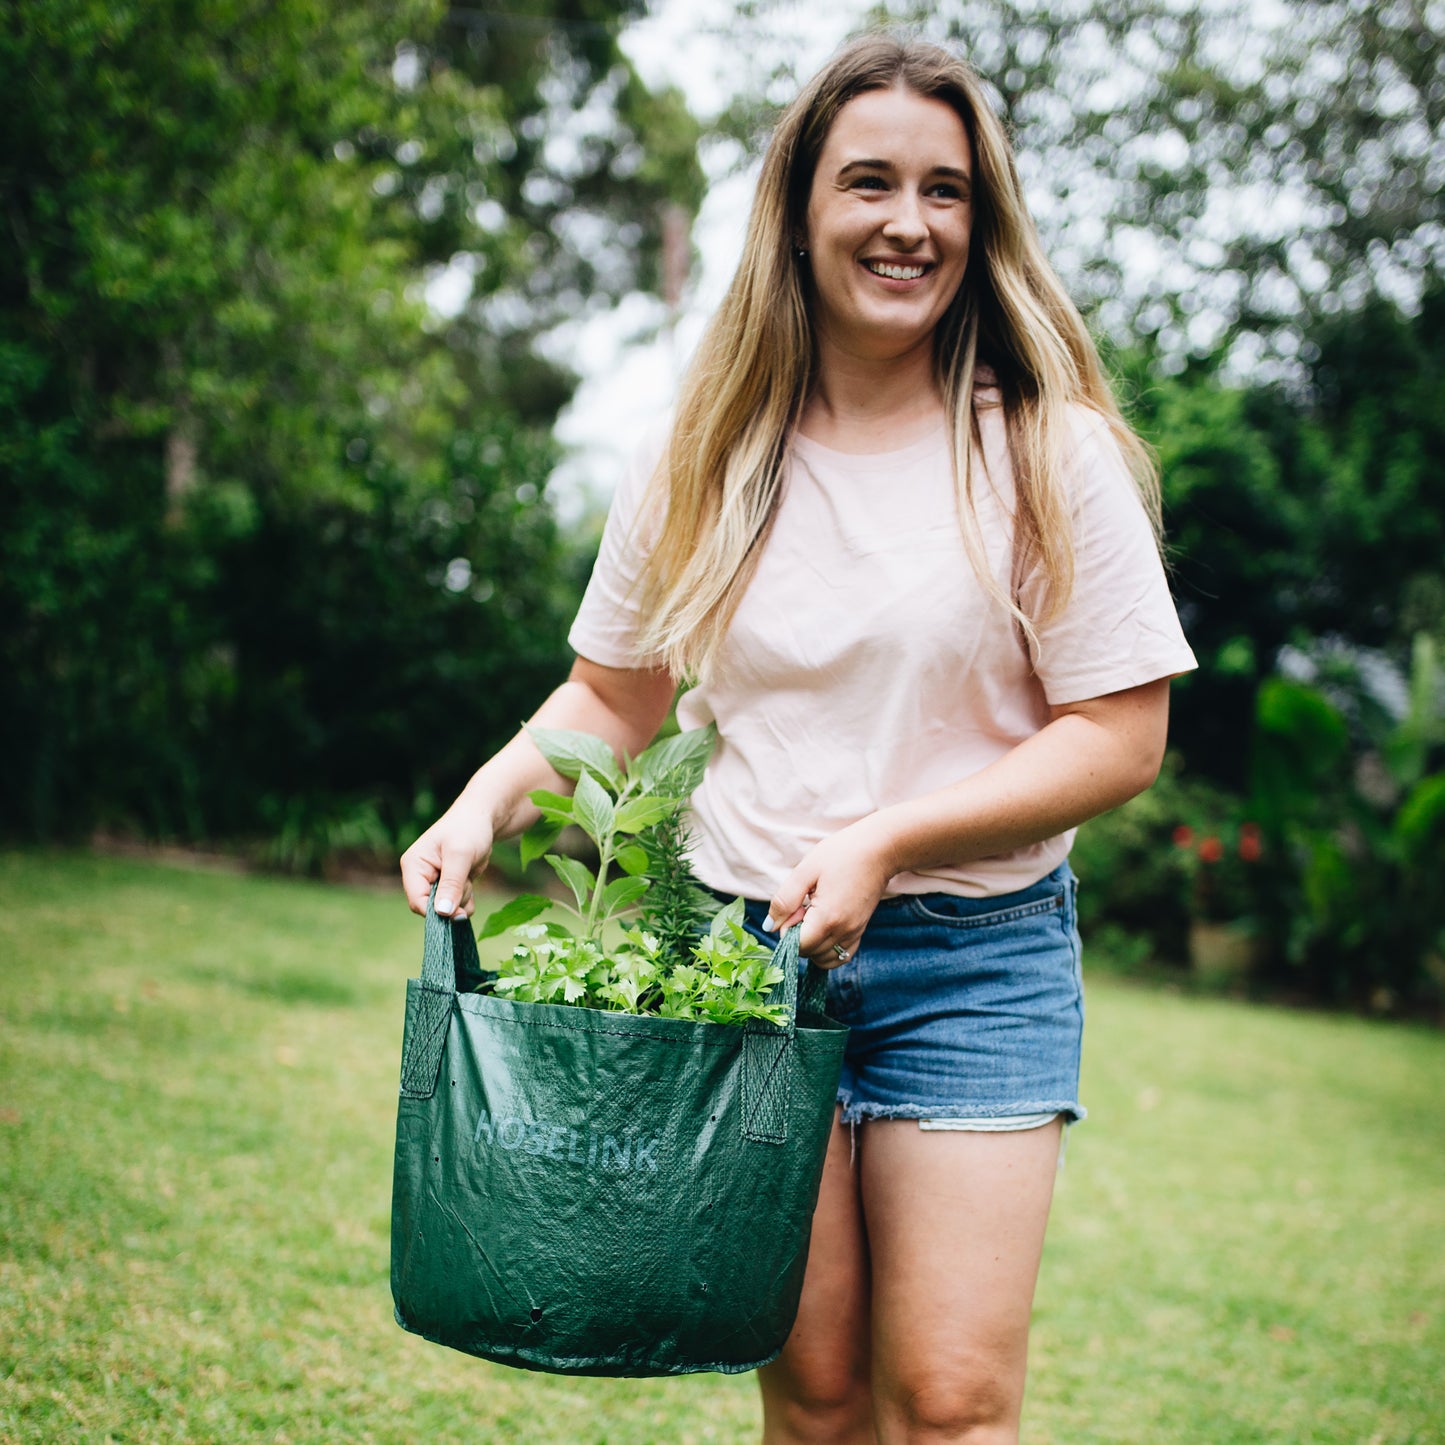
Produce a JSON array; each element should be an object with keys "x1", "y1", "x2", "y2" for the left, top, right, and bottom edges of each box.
[
  {"x1": 398, "y1": 659, "x2": 676, "y2": 921},
  {"x1": 399, "y1": 796, "x2": 496, "y2": 919}
]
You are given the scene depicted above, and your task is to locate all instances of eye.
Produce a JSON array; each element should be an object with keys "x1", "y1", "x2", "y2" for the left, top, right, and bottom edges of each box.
[
  {"x1": 850, "y1": 174, "x2": 889, "y2": 191},
  {"x1": 927, "y1": 181, "x2": 967, "y2": 201}
]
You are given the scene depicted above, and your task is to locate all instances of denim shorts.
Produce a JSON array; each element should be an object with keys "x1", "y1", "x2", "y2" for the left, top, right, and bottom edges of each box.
[{"x1": 736, "y1": 862, "x2": 1085, "y2": 1127}]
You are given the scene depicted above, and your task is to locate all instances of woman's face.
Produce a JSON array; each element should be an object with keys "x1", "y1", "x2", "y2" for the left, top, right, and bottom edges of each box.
[{"x1": 802, "y1": 84, "x2": 974, "y2": 362}]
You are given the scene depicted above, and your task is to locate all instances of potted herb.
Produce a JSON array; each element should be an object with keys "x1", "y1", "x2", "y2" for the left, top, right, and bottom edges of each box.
[{"x1": 471, "y1": 724, "x2": 788, "y2": 1027}]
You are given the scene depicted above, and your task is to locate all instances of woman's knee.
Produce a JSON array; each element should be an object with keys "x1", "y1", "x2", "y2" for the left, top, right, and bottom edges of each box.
[
  {"x1": 876, "y1": 1360, "x2": 1022, "y2": 1443},
  {"x1": 760, "y1": 1348, "x2": 873, "y2": 1444}
]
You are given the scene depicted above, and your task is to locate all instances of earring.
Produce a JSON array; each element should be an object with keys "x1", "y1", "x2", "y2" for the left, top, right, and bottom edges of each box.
[{"x1": 794, "y1": 246, "x2": 808, "y2": 259}]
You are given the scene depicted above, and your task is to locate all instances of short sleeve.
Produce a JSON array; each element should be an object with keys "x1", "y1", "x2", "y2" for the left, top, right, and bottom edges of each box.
[
  {"x1": 566, "y1": 428, "x2": 668, "y2": 669},
  {"x1": 1020, "y1": 410, "x2": 1198, "y2": 705}
]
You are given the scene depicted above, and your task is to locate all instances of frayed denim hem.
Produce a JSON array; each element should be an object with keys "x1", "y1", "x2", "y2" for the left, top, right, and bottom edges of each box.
[{"x1": 836, "y1": 1097, "x2": 1086, "y2": 1127}]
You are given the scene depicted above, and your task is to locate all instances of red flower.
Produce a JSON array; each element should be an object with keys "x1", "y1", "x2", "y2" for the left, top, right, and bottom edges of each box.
[
  {"x1": 1238, "y1": 832, "x2": 1262, "y2": 862},
  {"x1": 1172, "y1": 825, "x2": 1195, "y2": 848},
  {"x1": 1198, "y1": 836, "x2": 1224, "y2": 863}
]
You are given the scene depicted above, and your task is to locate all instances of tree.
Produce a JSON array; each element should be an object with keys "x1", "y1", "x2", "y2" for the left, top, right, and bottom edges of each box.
[
  {"x1": 0, "y1": 0, "x2": 702, "y2": 846},
  {"x1": 717, "y1": 0, "x2": 1445, "y2": 372},
  {"x1": 1116, "y1": 289, "x2": 1445, "y2": 787},
  {"x1": 364, "y1": 4, "x2": 706, "y2": 420},
  {"x1": 948, "y1": 0, "x2": 1444, "y2": 370}
]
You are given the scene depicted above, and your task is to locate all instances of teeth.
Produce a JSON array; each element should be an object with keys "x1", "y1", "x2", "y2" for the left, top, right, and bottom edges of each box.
[{"x1": 867, "y1": 261, "x2": 926, "y2": 280}]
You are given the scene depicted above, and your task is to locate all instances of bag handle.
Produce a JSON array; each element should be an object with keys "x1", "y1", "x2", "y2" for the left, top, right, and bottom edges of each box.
[
  {"x1": 398, "y1": 886, "x2": 480, "y2": 1099},
  {"x1": 794, "y1": 933, "x2": 830, "y2": 1018},
  {"x1": 741, "y1": 924, "x2": 830, "y2": 1146},
  {"x1": 420, "y1": 882, "x2": 482, "y2": 991},
  {"x1": 760, "y1": 922, "x2": 830, "y2": 1023},
  {"x1": 398, "y1": 884, "x2": 459, "y2": 1098}
]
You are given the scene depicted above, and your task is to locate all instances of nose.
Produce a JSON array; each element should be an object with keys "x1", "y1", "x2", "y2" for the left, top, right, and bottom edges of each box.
[{"x1": 880, "y1": 187, "x2": 928, "y2": 247}]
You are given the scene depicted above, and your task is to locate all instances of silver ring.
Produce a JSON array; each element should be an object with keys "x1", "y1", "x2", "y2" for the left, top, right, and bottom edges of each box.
[{"x1": 832, "y1": 944, "x2": 849, "y2": 962}]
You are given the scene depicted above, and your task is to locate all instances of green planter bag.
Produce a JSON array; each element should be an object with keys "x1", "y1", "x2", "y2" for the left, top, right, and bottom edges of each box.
[{"x1": 390, "y1": 897, "x2": 848, "y2": 1377}]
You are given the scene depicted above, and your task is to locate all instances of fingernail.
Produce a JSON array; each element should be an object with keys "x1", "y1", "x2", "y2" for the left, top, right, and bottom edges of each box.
[
  {"x1": 762, "y1": 913, "x2": 776, "y2": 932},
  {"x1": 435, "y1": 893, "x2": 455, "y2": 916}
]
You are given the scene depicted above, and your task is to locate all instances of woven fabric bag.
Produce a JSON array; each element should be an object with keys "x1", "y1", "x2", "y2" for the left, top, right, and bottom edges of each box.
[{"x1": 390, "y1": 898, "x2": 847, "y2": 1376}]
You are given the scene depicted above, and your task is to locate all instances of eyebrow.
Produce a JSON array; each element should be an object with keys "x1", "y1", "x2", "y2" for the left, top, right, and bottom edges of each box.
[{"x1": 836, "y1": 159, "x2": 972, "y2": 185}]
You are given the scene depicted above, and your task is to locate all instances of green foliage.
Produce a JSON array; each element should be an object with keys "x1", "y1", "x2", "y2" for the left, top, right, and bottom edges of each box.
[
  {"x1": 1123, "y1": 293, "x2": 1445, "y2": 791},
  {"x1": 1244, "y1": 643, "x2": 1445, "y2": 1008},
  {"x1": 672, "y1": 901, "x2": 787, "y2": 1026},
  {"x1": 255, "y1": 794, "x2": 395, "y2": 879},
  {"x1": 1079, "y1": 629, "x2": 1445, "y2": 1010},
  {"x1": 0, "y1": 0, "x2": 703, "y2": 850},
  {"x1": 635, "y1": 771, "x2": 719, "y2": 976},
  {"x1": 494, "y1": 901, "x2": 786, "y2": 1026},
  {"x1": 1138, "y1": 369, "x2": 1305, "y2": 782},
  {"x1": 1275, "y1": 294, "x2": 1445, "y2": 655},
  {"x1": 1251, "y1": 679, "x2": 1351, "y2": 827},
  {"x1": 1396, "y1": 772, "x2": 1445, "y2": 860},
  {"x1": 1071, "y1": 754, "x2": 1243, "y2": 961},
  {"x1": 480, "y1": 727, "x2": 786, "y2": 1027},
  {"x1": 492, "y1": 924, "x2": 610, "y2": 1007}
]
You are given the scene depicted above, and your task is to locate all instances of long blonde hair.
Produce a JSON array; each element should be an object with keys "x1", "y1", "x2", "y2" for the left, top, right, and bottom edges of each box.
[{"x1": 635, "y1": 32, "x2": 1161, "y2": 682}]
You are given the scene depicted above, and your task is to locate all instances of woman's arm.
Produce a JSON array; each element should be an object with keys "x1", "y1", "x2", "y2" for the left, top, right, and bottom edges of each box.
[
  {"x1": 399, "y1": 657, "x2": 675, "y2": 918},
  {"x1": 767, "y1": 677, "x2": 1173, "y2": 964}
]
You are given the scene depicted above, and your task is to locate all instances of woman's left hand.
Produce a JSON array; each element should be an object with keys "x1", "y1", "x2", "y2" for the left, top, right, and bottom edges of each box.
[{"x1": 766, "y1": 820, "x2": 896, "y2": 968}]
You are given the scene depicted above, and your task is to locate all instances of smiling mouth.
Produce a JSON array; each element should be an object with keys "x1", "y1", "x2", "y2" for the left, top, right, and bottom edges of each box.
[{"x1": 864, "y1": 260, "x2": 929, "y2": 281}]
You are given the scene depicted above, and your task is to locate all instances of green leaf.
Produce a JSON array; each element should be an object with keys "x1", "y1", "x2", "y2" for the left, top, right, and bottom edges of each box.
[
  {"x1": 526, "y1": 725, "x2": 623, "y2": 791},
  {"x1": 709, "y1": 895, "x2": 746, "y2": 938},
  {"x1": 615, "y1": 842, "x2": 650, "y2": 876},
  {"x1": 572, "y1": 770, "x2": 616, "y2": 846},
  {"x1": 545, "y1": 853, "x2": 596, "y2": 912},
  {"x1": 527, "y1": 788, "x2": 576, "y2": 823},
  {"x1": 745, "y1": 1003, "x2": 789, "y2": 1027},
  {"x1": 667, "y1": 963, "x2": 700, "y2": 994},
  {"x1": 636, "y1": 724, "x2": 716, "y2": 794},
  {"x1": 614, "y1": 796, "x2": 678, "y2": 834},
  {"x1": 1394, "y1": 773, "x2": 1445, "y2": 860},
  {"x1": 753, "y1": 961, "x2": 785, "y2": 992},
  {"x1": 474, "y1": 894, "x2": 551, "y2": 940},
  {"x1": 600, "y1": 875, "x2": 650, "y2": 916},
  {"x1": 519, "y1": 817, "x2": 563, "y2": 868}
]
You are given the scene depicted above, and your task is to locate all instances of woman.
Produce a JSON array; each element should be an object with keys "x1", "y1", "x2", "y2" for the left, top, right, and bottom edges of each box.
[{"x1": 402, "y1": 32, "x2": 1195, "y2": 1444}]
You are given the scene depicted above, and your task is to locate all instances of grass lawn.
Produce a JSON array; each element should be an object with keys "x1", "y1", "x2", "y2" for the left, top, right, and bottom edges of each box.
[{"x1": 1, "y1": 851, "x2": 1442, "y2": 1444}]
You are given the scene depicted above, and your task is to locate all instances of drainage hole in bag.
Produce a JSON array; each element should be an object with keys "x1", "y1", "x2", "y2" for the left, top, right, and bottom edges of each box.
[{"x1": 530, "y1": 1307, "x2": 543, "y2": 1322}]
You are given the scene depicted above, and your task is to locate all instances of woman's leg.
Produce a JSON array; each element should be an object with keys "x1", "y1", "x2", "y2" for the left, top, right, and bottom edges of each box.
[
  {"x1": 861, "y1": 1118, "x2": 1064, "y2": 1445},
  {"x1": 758, "y1": 1109, "x2": 874, "y2": 1444}
]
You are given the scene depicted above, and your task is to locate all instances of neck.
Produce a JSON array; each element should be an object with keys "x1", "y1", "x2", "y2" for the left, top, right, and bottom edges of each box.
[{"x1": 799, "y1": 332, "x2": 946, "y2": 452}]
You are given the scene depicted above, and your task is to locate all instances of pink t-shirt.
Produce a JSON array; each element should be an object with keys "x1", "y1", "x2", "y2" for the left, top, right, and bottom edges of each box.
[{"x1": 568, "y1": 394, "x2": 1197, "y2": 900}]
